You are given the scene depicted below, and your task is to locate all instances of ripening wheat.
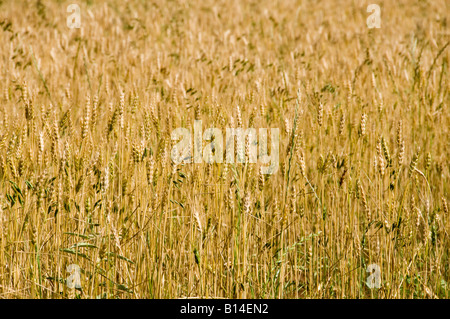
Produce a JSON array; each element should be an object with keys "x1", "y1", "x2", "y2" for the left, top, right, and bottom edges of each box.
[{"x1": 0, "y1": 0, "x2": 448, "y2": 299}]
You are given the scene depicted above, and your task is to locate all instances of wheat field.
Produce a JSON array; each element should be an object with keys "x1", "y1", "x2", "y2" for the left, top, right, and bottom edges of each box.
[{"x1": 0, "y1": 0, "x2": 448, "y2": 299}]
